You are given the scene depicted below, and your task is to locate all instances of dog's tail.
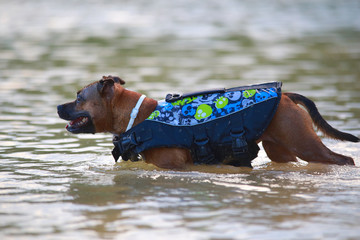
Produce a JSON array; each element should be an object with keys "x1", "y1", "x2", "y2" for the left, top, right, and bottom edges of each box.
[{"x1": 284, "y1": 92, "x2": 359, "y2": 142}]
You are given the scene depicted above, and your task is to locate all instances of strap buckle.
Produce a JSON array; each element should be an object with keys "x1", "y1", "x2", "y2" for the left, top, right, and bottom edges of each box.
[
  {"x1": 165, "y1": 93, "x2": 181, "y2": 102},
  {"x1": 193, "y1": 137, "x2": 217, "y2": 164},
  {"x1": 230, "y1": 130, "x2": 248, "y2": 156},
  {"x1": 112, "y1": 133, "x2": 139, "y2": 162}
]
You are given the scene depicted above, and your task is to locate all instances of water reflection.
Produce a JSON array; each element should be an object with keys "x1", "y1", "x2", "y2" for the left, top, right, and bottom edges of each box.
[{"x1": 65, "y1": 163, "x2": 360, "y2": 239}]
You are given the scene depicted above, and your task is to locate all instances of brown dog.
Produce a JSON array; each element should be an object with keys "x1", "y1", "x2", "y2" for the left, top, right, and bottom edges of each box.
[{"x1": 57, "y1": 76, "x2": 359, "y2": 169}]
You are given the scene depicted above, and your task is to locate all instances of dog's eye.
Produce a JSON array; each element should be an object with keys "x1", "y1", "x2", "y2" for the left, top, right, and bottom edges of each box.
[{"x1": 76, "y1": 95, "x2": 83, "y2": 104}]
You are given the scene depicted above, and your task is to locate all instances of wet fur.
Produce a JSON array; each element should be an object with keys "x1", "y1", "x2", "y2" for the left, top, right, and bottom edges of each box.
[{"x1": 58, "y1": 76, "x2": 359, "y2": 169}]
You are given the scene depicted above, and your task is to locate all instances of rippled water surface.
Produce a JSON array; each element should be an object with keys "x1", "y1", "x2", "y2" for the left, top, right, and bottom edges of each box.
[{"x1": 1, "y1": 1, "x2": 360, "y2": 239}]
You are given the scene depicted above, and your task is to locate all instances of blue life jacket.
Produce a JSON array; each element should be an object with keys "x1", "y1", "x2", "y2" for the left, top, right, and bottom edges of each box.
[{"x1": 112, "y1": 82, "x2": 282, "y2": 167}]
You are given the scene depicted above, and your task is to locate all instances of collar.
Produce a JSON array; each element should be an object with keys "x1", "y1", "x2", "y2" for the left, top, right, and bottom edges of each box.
[{"x1": 125, "y1": 94, "x2": 146, "y2": 132}]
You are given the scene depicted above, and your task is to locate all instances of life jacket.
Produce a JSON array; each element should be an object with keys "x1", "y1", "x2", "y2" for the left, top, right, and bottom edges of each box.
[{"x1": 112, "y1": 82, "x2": 282, "y2": 167}]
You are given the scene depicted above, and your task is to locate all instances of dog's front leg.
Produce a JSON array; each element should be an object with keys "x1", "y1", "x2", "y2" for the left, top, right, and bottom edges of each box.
[{"x1": 142, "y1": 147, "x2": 193, "y2": 169}]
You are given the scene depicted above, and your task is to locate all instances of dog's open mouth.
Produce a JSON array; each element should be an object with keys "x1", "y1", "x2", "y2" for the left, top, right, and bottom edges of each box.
[
  {"x1": 65, "y1": 115, "x2": 95, "y2": 134},
  {"x1": 67, "y1": 116, "x2": 89, "y2": 129}
]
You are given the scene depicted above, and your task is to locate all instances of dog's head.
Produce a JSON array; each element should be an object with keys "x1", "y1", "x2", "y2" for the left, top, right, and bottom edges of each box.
[{"x1": 57, "y1": 76, "x2": 125, "y2": 134}]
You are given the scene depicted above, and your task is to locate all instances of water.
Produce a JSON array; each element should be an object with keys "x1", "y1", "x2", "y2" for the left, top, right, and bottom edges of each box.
[{"x1": 1, "y1": 0, "x2": 360, "y2": 239}]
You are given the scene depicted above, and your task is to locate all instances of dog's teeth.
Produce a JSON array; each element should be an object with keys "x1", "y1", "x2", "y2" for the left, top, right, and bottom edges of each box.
[{"x1": 68, "y1": 117, "x2": 87, "y2": 128}]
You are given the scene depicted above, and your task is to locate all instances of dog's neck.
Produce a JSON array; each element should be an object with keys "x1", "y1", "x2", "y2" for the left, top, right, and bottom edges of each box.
[{"x1": 112, "y1": 87, "x2": 157, "y2": 135}]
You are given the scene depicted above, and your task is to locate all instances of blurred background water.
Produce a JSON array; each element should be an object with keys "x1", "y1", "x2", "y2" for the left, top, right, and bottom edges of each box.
[{"x1": 0, "y1": 0, "x2": 360, "y2": 239}]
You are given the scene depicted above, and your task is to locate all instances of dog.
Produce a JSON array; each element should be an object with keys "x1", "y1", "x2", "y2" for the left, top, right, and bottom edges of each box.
[{"x1": 57, "y1": 76, "x2": 359, "y2": 169}]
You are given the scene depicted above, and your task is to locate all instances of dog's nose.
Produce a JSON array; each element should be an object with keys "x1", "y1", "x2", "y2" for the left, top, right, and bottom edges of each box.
[
  {"x1": 57, "y1": 104, "x2": 67, "y2": 119},
  {"x1": 57, "y1": 102, "x2": 76, "y2": 120},
  {"x1": 57, "y1": 105, "x2": 63, "y2": 114}
]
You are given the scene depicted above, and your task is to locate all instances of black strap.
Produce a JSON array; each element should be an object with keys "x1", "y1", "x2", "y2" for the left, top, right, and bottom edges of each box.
[
  {"x1": 231, "y1": 130, "x2": 248, "y2": 157},
  {"x1": 229, "y1": 114, "x2": 258, "y2": 167},
  {"x1": 230, "y1": 113, "x2": 248, "y2": 157},
  {"x1": 112, "y1": 133, "x2": 137, "y2": 162},
  {"x1": 192, "y1": 127, "x2": 217, "y2": 164},
  {"x1": 166, "y1": 88, "x2": 226, "y2": 103},
  {"x1": 112, "y1": 128, "x2": 152, "y2": 162}
]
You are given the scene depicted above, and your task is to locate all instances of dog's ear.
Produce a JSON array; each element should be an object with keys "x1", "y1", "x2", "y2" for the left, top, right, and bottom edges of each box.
[
  {"x1": 97, "y1": 79, "x2": 115, "y2": 97},
  {"x1": 112, "y1": 76, "x2": 126, "y2": 85},
  {"x1": 102, "y1": 75, "x2": 125, "y2": 85}
]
